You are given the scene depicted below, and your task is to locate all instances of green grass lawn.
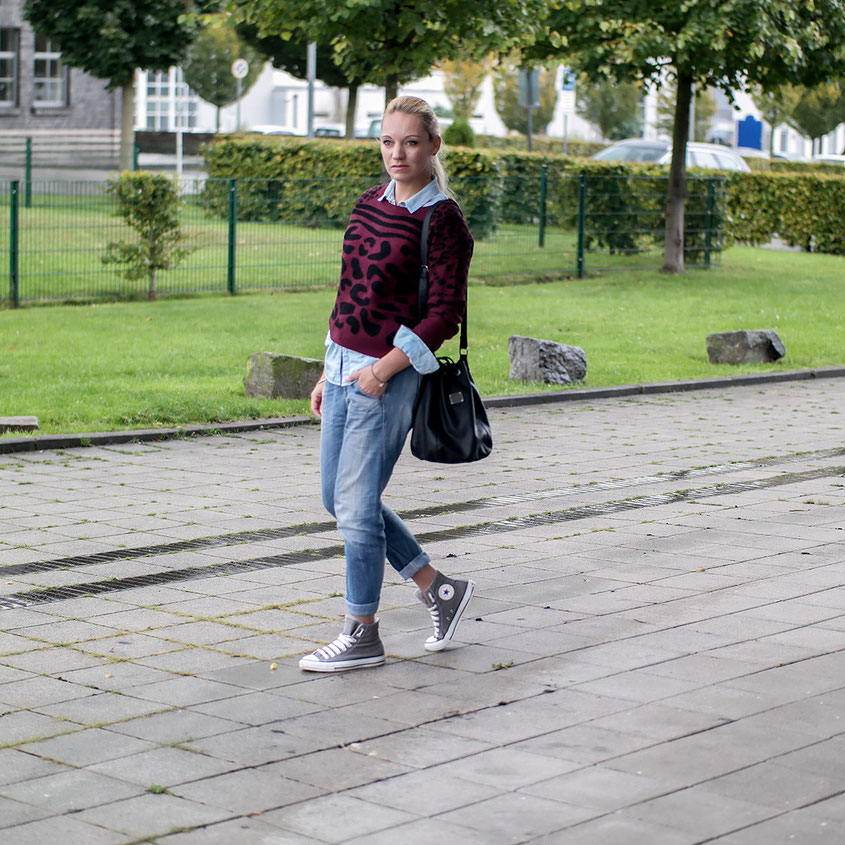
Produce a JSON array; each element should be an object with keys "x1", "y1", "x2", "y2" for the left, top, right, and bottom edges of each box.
[{"x1": 1, "y1": 245, "x2": 842, "y2": 435}]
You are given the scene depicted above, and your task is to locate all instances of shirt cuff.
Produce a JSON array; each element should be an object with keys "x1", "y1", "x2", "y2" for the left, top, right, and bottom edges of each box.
[{"x1": 394, "y1": 325, "x2": 439, "y2": 374}]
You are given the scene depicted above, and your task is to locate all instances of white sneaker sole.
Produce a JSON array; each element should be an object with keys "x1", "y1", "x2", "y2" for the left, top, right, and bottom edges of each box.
[
  {"x1": 425, "y1": 579, "x2": 476, "y2": 652},
  {"x1": 298, "y1": 654, "x2": 385, "y2": 673}
]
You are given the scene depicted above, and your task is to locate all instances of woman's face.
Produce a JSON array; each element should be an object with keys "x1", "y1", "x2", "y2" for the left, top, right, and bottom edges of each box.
[{"x1": 380, "y1": 111, "x2": 441, "y2": 195}]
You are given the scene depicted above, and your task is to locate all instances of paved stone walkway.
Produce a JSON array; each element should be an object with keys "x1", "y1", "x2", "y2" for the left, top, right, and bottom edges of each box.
[{"x1": 1, "y1": 378, "x2": 844, "y2": 844}]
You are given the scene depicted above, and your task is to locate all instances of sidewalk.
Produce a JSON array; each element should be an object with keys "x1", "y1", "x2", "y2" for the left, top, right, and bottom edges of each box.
[{"x1": 1, "y1": 378, "x2": 844, "y2": 843}]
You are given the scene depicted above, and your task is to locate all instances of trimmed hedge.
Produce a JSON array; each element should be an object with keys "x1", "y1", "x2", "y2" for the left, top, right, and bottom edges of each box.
[
  {"x1": 726, "y1": 172, "x2": 844, "y2": 254},
  {"x1": 475, "y1": 134, "x2": 606, "y2": 158},
  {"x1": 202, "y1": 137, "x2": 843, "y2": 255}
]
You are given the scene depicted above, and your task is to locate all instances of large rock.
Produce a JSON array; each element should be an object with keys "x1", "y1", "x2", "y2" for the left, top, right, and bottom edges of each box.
[
  {"x1": 508, "y1": 335, "x2": 587, "y2": 385},
  {"x1": 706, "y1": 330, "x2": 786, "y2": 364},
  {"x1": 244, "y1": 353, "x2": 323, "y2": 399}
]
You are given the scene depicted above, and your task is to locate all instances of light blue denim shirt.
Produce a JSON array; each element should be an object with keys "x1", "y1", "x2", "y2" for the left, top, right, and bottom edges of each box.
[{"x1": 324, "y1": 179, "x2": 448, "y2": 387}]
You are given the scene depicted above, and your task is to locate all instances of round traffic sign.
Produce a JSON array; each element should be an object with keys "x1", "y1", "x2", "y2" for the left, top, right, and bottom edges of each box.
[{"x1": 231, "y1": 59, "x2": 249, "y2": 79}]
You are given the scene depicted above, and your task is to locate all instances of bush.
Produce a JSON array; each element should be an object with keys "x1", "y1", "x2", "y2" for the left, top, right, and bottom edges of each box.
[
  {"x1": 202, "y1": 136, "x2": 504, "y2": 239},
  {"x1": 475, "y1": 134, "x2": 607, "y2": 158},
  {"x1": 443, "y1": 119, "x2": 476, "y2": 148},
  {"x1": 726, "y1": 171, "x2": 845, "y2": 254},
  {"x1": 201, "y1": 137, "x2": 843, "y2": 255},
  {"x1": 103, "y1": 172, "x2": 192, "y2": 300}
]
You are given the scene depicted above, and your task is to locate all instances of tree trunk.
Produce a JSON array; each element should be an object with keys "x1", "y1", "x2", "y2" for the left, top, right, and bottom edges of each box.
[
  {"x1": 215, "y1": 106, "x2": 221, "y2": 134},
  {"x1": 119, "y1": 80, "x2": 136, "y2": 172},
  {"x1": 385, "y1": 74, "x2": 399, "y2": 107},
  {"x1": 663, "y1": 69, "x2": 693, "y2": 274},
  {"x1": 345, "y1": 83, "x2": 359, "y2": 139}
]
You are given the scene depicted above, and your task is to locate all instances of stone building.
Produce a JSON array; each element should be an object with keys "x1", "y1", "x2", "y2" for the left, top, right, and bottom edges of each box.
[{"x1": 0, "y1": 0, "x2": 121, "y2": 145}]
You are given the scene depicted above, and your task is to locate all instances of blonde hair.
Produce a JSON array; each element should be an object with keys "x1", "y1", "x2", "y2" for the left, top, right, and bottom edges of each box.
[{"x1": 383, "y1": 96, "x2": 453, "y2": 198}]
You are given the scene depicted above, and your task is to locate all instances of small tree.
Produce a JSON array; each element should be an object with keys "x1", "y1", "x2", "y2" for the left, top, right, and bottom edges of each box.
[
  {"x1": 494, "y1": 56, "x2": 558, "y2": 135},
  {"x1": 103, "y1": 173, "x2": 192, "y2": 301},
  {"x1": 752, "y1": 85, "x2": 802, "y2": 155},
  {"x1": 790, "y1": 81, "x2": 845, "y2": 156},
  {"x1": 181, "y1": 16, "x2": 264, "y2": 131},
  {"x1": 576, "y1": 76, "x2": 642, "y2": 140},
  {"x1": 442, "y1": 56, "x2": 493, "y2": 120}
]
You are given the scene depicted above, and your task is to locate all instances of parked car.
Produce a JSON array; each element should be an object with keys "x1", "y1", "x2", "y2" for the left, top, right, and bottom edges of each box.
[
  {"x1": 592, "y1": 139, "x2": 751, "y2": 171},
  {"x1": 811, "y1": 154, "x2": 845, "y2": 166},
  {"x1": 249, "y1": 125, "x2": 296, "y2": 136}
]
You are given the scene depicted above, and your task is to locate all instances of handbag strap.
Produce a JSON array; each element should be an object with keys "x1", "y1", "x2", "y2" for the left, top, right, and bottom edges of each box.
[{"x1": 418, "y1": 200, "x2": 468, "y2": 356}]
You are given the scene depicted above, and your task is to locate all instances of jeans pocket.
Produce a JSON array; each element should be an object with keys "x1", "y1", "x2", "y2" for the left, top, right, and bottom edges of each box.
[{"x1": 353, "y1": 381, "x2": 384, "y2": 401}]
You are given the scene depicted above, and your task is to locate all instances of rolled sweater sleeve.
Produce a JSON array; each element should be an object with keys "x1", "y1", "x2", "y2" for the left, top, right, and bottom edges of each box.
[{"x1": 412, "y1": 202, "x2": 474, "y2": 354}]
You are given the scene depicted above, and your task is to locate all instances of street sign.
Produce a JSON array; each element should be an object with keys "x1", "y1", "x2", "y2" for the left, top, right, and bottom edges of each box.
[
  {"x1": 561, "y1": 67, "x2": 575, "y2": 92},
  {"x1": 231, "y1": 59, "x2": 249, "y2": 79}
]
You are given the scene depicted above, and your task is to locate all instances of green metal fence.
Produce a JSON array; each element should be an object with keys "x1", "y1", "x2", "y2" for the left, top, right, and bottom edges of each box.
[{"x1": 1, "y1": 172, "x2": 725, "y2": 307}]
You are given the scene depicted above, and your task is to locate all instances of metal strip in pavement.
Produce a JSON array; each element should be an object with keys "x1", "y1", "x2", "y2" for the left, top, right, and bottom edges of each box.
[
  {"x1": 2, "y1": 447, "x2": 843, "y2": 579},
  {"x1": 1, "y1": 463, "x2": 842, "y2": 612}
]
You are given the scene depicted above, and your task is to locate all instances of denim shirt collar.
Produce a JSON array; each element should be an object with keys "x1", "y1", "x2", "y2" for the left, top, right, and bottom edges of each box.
[{"x1": 378, "y1": 179, "x2": 446, "y2": 213}]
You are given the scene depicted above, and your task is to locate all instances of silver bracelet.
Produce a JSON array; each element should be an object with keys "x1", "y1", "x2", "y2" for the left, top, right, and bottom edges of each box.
[{"x1": 316, "y1": 377, "x2": 326, "y2": 384}]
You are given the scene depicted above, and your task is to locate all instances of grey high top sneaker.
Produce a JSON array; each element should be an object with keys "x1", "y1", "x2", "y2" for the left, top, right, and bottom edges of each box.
[
  {"x1": 299, "y1": 616, "x2": 385, "y2": 672},
  {"x1": 416, "y1": 571, "x2": 476, "y2": 652}
]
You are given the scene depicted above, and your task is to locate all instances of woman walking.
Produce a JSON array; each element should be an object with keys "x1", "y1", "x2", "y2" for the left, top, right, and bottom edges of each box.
[{"x1": 299, "y1": 96, "x2": 475, "y2": 672}]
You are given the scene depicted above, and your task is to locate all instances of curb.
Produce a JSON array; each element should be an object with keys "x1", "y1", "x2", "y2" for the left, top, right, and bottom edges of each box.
[{"x1": 3, "y1": 366, "x2": 845, "y2": 456}]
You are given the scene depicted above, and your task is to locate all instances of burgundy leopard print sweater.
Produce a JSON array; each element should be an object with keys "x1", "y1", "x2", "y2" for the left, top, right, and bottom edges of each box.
[{"x1": 328, "y1": 186, "x2": 474, "y2": 358}]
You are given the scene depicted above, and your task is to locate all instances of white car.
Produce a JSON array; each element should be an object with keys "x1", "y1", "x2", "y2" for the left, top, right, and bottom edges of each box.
[
  {"x1": 592, "y1": 139, "x2": 751, "y2": 172},
  {"x1": 811, "y1": 154, "x2": 845, "y2": 166}
]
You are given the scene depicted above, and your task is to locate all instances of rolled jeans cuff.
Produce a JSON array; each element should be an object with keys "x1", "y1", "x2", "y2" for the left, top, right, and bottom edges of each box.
[
  {"x1": 397, "y1": 550, "x2": 431, "y2": 581},
  {"x1": 345, "y1": 598, "x2": 381, "y2": 616}
]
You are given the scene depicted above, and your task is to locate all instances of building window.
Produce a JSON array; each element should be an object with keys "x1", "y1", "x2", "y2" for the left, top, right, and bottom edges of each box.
[
  {"x1": 143, "y1": 68, "x2": 198, "y2": 131},
  {"x1": 33, "y1": 35, "x2": 67, "y2": 106},
  {"x1": 0, "y1": 28, "x2": 19, "y2": 108}
]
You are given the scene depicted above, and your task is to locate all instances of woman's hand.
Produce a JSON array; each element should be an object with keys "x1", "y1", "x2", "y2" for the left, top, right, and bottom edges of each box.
[
  {"x1": 310, "y1": 378, "x2": 326, "y2": 418},
  {"x1": 348, "y1": 364, "x2": 388, "y2": 397}
]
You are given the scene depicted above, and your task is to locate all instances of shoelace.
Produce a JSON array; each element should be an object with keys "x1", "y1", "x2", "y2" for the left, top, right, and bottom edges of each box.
[
  {"x1": 316, "y1": 632, "x2": 356, "y2": 659},
  {"x1": 426, "y1": 602, "x2": 442, "y2": 637}
]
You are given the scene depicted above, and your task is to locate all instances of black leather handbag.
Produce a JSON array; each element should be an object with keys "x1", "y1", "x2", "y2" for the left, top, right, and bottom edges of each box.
[{"x1": 410, "y1": 203, "x2": 493, "y2": 464}]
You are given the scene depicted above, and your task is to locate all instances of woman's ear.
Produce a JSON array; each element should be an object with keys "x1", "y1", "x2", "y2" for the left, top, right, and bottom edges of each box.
[{"x1": 432, "y1": 135, "x2": 442, "y2": 155}]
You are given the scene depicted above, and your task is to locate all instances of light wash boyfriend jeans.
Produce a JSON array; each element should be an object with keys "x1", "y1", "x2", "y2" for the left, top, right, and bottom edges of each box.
[{"x1": 320, "y1": 367, "x2": 431, "y2": 616}]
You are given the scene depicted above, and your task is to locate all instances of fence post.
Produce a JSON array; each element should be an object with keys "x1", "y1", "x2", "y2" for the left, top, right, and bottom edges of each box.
[
  {"x1": 227, "y1": 179, "x2": 238, "y2": 295},
  {"x1": 704, "y1": 177, "x2": 716, "y2": 268},
  {"x1": 538, "y1": 164, "x2": 548, "y2": 248},
  {"x1": 576, "y1": 173, "x2": 586, "y2": 279},
  {"x1": 10, "y1": 181, "x2": 19, "y2": 308},
  {"x1": 24, "y1": 138, "x2": 32, "y2": 208}
]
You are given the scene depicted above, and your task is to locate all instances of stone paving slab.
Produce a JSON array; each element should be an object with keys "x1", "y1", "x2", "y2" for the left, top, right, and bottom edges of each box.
[{"x1": 1, "y1": 378, "x2": 844, "y2": 842}]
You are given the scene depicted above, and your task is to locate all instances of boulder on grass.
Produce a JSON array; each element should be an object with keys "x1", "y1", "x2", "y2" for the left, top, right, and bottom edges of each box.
[
  {"x1": 244, "y1": 353, "x2": 323, "y2": 399},
  {"x1": 706, "y1": 330, "x2": 786, "y2": 364},
  {"x1": 508, "y1": 335, "x2": 587, "y2": 385}
]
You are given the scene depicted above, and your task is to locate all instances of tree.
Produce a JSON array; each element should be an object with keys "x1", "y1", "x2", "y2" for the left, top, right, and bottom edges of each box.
[
  {"x1": 526, "y1": 1, "x2": 845, "y2": 273},
  {"x1": 103, "y1": 172, "x2": 192, "y2": 300},
  {"x1": 576, "y1": 77, "x2": 642, "y2": 140},
  {"x1": 181, "y1": 16, "x2": 264, "y2": 132},
  {"x1": 231, "y1": 0, "x2": 549, "y2": 107},
  {"x1": 442, "y1": 56, "x2": 493, "y2": 120},
  {"x1": 790, "y1": 81, "x2": 845, "y2": 155},
  {"x1": 23, "y1": 0, "x2": 197, "y2": 170},
  {"x1": 494, "y1": 56, "x2": 557, "y2": 135},
  {"x1": 656, "y1": 85, "x2": 717, "y2": 143},
  {"x1": 236, "y1": 25, "x2": 363, "y2": 137},
  {"x1": 752, "y1": 85, "x2": 803, "y2": 155}
]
